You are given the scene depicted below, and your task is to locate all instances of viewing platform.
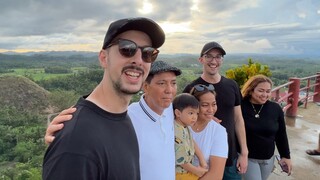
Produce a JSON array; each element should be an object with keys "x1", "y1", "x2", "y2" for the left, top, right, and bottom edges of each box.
[{"x1": 269, "y1": 102, "x2": 320, "y2": 180}]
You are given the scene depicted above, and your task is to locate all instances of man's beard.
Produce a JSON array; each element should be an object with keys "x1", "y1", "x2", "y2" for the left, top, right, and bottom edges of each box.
[{"x1": 113, "y1": 80, "x2": 142, "y2": 95}]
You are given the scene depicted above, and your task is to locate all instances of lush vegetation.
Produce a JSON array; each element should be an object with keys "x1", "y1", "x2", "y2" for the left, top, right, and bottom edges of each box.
[
  {"x1": 0, "y1": 52, "x2": 319, "y2": 178},
  {"x1": 226, "y1": 59, "x2": 272, "y2": 88},
  {"x1": 0, "y1": 106, "x2": 46, "y2": 180}
]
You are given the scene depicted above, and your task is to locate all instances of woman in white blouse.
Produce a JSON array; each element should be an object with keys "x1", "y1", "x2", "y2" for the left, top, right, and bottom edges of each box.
[{"x1": 189, "y1": 84, "x2": 229, "y2": 180}]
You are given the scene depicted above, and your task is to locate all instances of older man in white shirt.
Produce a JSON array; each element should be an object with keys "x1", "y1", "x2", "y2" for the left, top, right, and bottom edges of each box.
[{"x1": 128, "y1": 60, "x2": 181, "y2": 180}]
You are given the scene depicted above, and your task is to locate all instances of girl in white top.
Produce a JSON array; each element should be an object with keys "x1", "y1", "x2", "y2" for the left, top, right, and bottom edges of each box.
[{"x1": 189, "y1": 84, "x2": 228, "y2": 180}]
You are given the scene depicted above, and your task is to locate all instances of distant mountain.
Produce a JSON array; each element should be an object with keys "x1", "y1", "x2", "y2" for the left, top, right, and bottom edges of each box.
[
  {"x1": 226, "y1": 53, "x2": 320, "y2": 61},
  {"x1": 2, "y1": 50, "x2": 97, "y2": 57},
  {"x1": 0, "y1": 52, "x2": 99, "y2": 69},
  {"x1": 1, "y1": 51, "x2": 319, "y2": 70},
  {"x1": 2, "y1": 51, "x2": 319, "y2": 60}
]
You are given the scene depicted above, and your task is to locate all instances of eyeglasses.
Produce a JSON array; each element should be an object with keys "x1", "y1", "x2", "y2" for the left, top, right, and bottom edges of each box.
[
  {"x1": 191, "y1": 84, "x2": 215, "y2": 94},
  {"x1": 203, "y1": 54, "x2": 223, "y2": 62},
  {"x1": 105, "y1": 39, "x2": 159, "y2": 63}
]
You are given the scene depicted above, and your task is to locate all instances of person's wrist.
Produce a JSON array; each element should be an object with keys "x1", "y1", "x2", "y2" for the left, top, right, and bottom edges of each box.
[{"x1": 240, "y1": 149, "x2": 248, "y2": 156}]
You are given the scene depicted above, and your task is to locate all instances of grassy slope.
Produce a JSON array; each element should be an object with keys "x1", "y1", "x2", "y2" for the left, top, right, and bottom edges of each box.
[{"x1": 0, "y1": 75, "x2": 50, "y2": 113}]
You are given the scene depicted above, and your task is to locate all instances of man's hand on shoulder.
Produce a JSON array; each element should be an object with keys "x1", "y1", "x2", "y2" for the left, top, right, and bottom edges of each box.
[{"x1": 45, "y1": 107, "x2": 76, "y2": 145}]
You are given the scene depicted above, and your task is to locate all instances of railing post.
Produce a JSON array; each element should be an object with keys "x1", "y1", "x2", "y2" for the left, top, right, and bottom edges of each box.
[
  {"x1": 313, "y1": 72, "x2": 320, "y2": 103},
  {"x1": 286, "y1": 78, "x2": 300, "y2": 117}
]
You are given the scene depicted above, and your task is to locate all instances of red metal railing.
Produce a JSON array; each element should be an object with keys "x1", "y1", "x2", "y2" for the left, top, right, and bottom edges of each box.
[{"x1": 271, "y1": 72, "x2": 320, "y2": 117}]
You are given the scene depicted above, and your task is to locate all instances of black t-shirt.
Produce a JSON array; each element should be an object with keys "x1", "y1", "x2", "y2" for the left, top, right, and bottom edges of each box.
[
  {"x1": 183, "y1": 76, "x2": 241, "y2": 166},
  {"x1": 241, "y1": 98, "x2": 290, "y2": 159},
  {"x1": 43, "y1": 97, "x2": 140, "y2": 180}
]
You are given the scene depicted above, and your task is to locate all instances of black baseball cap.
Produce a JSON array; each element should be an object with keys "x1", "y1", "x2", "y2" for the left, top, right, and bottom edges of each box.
[
  {"x1": 200, "y1": 41, "x2": 226, "y2": 57},
  {"x1": 149, "y1": 60, "x2": 181, "y2": 76},
  {"x1": 102, "y1": 17, "x2": 165, "y2": 49}
]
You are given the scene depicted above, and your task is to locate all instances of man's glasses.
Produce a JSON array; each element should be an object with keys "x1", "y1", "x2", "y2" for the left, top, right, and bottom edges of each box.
[
  {"x1": 203, "y1": 54, "x2": 223, "y2": 62},
  {"x1": 191, "y1": 84, "x2": 215, "y2": 94},
  {"x1": 105, "y1": 39, "x2": 159, "y2": 63}
]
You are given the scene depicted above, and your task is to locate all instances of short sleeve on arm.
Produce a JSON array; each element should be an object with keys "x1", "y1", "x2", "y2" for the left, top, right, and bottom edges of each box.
[
  {"x1": 210, "y1": 124, "x2": 229, "y2": 158},
  {"x1": 43, "y1": 153, "x2": 99, "y2": 180}
]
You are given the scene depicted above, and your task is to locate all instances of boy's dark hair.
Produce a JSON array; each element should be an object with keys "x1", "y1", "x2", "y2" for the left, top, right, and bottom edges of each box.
[{"x1": 172, "y1": 93, "x2": 199, "y2": 112}]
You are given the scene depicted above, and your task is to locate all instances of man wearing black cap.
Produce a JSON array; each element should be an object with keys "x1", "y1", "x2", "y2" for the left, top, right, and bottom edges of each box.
[
  {"x1": 42, "y1": 17, "x2": 165, "y2": 179},
  {"x1": 183, "y1": 42, "x2": 248, "y2": 180},
  {"x1": 45, "y1": 61, "x2": 181, "y2": 179},
  {"x1": 128, "y1": 60, "x2": 181, "y2": 180}
]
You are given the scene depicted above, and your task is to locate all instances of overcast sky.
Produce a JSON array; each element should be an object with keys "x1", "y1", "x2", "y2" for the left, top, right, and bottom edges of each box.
[{"x1": 1, "y1": 0, "x2": 320, "y2": 55}]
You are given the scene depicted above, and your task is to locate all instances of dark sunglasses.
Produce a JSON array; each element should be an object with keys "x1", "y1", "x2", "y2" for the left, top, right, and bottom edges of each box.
[
  {"x1": 191, "y1": 84, "x2": 215, "y2": 94},
  {"x1": 105, "y1": 39, "x2": 159, "y2": 63}
]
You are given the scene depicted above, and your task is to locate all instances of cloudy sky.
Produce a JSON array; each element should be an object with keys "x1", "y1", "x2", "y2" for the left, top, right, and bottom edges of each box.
[{"x1": 1, "y1": 0, "x2": 320, "y2": 55}]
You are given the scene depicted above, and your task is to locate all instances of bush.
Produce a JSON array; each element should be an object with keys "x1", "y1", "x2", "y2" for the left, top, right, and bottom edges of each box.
[{"x1": 226, "y1": 58, "x2": 272, "y2": 88}]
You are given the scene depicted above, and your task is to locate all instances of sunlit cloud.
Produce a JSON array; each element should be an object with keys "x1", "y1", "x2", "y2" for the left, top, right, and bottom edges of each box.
[
  {"x1": 298, "y1": 13, "x2": 307, "y2": 18},
  {"x1": 190, "y1": 0, "x2": 199, "y2": 11},
  {"x1": 138, "y1": 0, "x2": 153, "y2": 14},
  {"x1": 0, "y1": 0, "x2": 319, "y2": 55},
  {"x1": 160, "y1": 21, "x2": 193, "y2": 34},
  {"x1": 223, "y1": 39, "x2": 273, "y2": 53}
]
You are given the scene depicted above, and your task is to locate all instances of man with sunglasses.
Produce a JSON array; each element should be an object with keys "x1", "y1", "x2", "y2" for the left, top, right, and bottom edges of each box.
[
  {"x1": 42, "y1": 17, "x2": 165, "y2": 180},
  {"x1": 45, "y1": 60, "x2": 181, "y2": 180},
  {"x1": 183, "y1": 42, "x2": 248, "y2": 180}
]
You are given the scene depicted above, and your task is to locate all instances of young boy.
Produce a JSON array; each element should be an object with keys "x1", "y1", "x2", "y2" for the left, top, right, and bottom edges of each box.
[{"x1": 173, "y1": 93, "x2": 208, "y2": 179}]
